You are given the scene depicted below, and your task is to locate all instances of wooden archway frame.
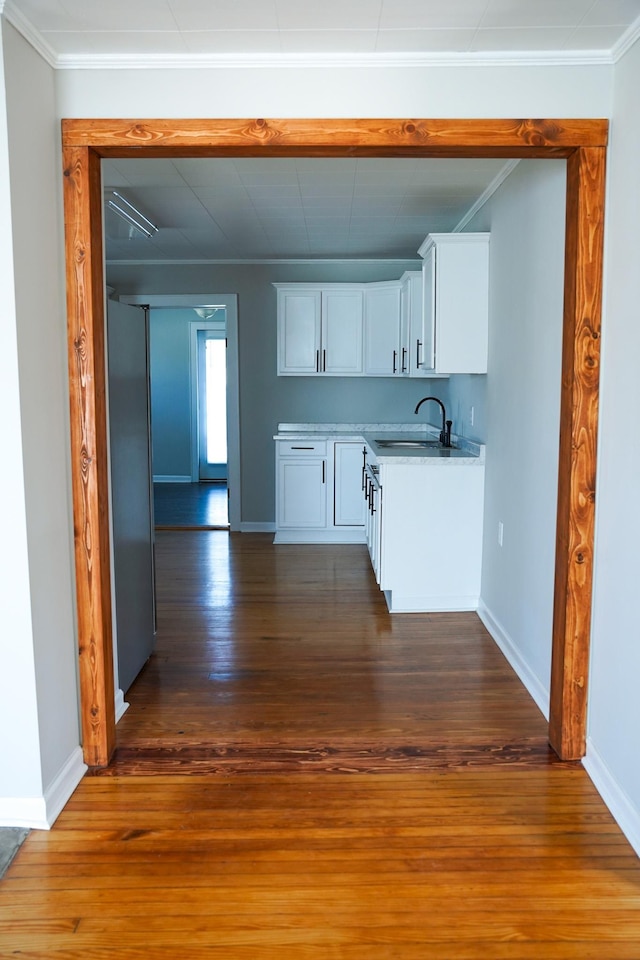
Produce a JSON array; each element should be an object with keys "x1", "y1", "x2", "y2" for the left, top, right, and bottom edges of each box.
[{"x1": 61, "y1": 118, "x2": 607, "y2": 766}]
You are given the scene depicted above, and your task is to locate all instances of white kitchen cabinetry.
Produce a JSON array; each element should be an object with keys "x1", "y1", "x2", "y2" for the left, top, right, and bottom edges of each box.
[
  {"x1": 276, "y1": 285, "x2": 363, "y2": 376},
  {"x1": 417, "y1": 233, "x2": 490, "y2": 375},
  {"x1": 275, "y1": 438, "x2": 365, "y2": 543},
  {"x1": 276, "y1": 440, "x2": 327, "y2": 530},
  {"x1": 334, "y1": 442, "x2": 367, "y2": 528},
  {"x1": 400, "y1": 270, "x2": 430, "y2": 378},
  {"x1": 363, "y1": 281, "x2": 402, "y2": 376},
  {"x1": 365, "y1": 452, "x2": 485, "y2": 612}
]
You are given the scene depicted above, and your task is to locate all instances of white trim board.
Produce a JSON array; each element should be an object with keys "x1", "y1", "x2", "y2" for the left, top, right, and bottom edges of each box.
[
  {"x1": 477, "y1": 600, "x2": 550, "y2": 721},
  {"x1": 115, "y1": 688, "x2": 129, "y2": 723},
  {"x1": 153, "y1": 475, "x2": 191, "y2": 483},
  {"x1": 583, "y1": 741, "x2": 640, "y2": 860},
  {"x1": 0, "y1": 746, "x2": 86, "y2": 830}
]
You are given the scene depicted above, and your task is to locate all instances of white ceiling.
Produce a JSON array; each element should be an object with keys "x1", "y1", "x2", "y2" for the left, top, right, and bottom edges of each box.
[
  {"x1": 4, "y1": 0, "x2": 640, "y2": 63},
  {"x1": 8, "y1": 0, "x2": 633, "y2": 262},
  {"x1": 102, "y1": 156, "x2": 514, "y2": 262}
]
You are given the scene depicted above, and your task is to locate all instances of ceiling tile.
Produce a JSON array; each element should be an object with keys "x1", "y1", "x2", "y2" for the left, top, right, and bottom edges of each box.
[
  {"x1": 181, "y1": 30, "x2": 282, "y2": 53},
  {"x1": 563, "y1": 24, "x2": 630, "y2": 47},
  {"x1": 275, "y1": 0, "x2": 383, "y2": 31},
  {"x1": 16, "y1": 0, "x2": 82, "y2": 31},
  {"x1": 379, "y1": 0, "x2": 489, "y2": 30},
  {"x1": 168, "y1": 0, "x2": 279, "y2": 31},
  {"x1": 70, "y1": 31, "x2": 188, "y2": 55},
  {"x1": 470, "y1": 26, "x2": 575, "y2": 50},
  {"x1": 279, "y1": 30, "x2": 377, "y2": 53},
  {"x1": 481, "y1": 0, "x2": 593, "y2": 29},
  {"x1": 376, "y1": 28, "x2": 475, "y2": 52},
  {"x1": 103, "y1": 160, "x2": 188, "y2": 188},
  {"x1": 55, "y1": 0, "x2": 177, "y2": 30},
  {"x1": 582, "y1": 0, "x2": 640, "y2": 25}
]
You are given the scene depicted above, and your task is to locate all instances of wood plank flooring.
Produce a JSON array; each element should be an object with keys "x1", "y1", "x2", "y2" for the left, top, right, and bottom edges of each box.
[
  {"x1": 153, "y1": 482, "x2": 228, "y2": 529},
  {"x1": 2, "y1": 531, "x2": 640, "y2": 957}
]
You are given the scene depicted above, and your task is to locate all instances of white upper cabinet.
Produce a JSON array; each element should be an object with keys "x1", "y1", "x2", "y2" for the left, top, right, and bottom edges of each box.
[
  {"x1": 276, "y1": 284, "x2": 363, "y2": 376},
  {"x1": 418, "y1": 233, "x2": 490, "y2": 375},
  {"x1": 363, "y1": 281, "x2": 402, "y2": 376},
  {"x1": 400, "y1": 270, "x2": 430, "y2": 378}
]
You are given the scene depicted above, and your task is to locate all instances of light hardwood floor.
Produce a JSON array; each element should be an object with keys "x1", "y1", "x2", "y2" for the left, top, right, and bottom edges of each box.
[{"x1": 2, "y1": 532, "x2": 639, "y2": 958}]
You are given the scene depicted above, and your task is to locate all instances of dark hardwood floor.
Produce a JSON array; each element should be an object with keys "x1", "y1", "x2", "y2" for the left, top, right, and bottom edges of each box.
[
  {"x1": 2, "y1": 531, "x2": 640, "y2": 957},
  {"x1": 153, "y1": 481, "x2": 228, "y2": 529}
]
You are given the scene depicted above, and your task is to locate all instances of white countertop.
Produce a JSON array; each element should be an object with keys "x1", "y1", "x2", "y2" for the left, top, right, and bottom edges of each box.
[{"x1": 274, "y1": 422, "x2": 484, "y2": 465}]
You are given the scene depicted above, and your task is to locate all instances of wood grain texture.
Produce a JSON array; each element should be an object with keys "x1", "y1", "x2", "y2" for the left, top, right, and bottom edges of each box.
[
  {"x1": 61, "y1": 117, "x2": 609, "y2": 158},
  {"x1": 3, "y1": 533, "x2": 638, "y2": 956},
  {"x1": 62, "y1": 145, "x2": 115, "y2": 766},
  {"x1": 59, "y1": 118, "x2": 609, "y2": 766},
  {"x1": 549, "y1": 147, "x2": 606, "y2": 760},
  {"x1": 2, "y1": 768, "x2": 640, "y2": 957}
]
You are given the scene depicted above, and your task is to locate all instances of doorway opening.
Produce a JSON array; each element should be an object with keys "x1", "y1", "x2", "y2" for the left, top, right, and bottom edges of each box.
[{"x1": 62, "y1": 118, "x2": 607, "y2": 766}]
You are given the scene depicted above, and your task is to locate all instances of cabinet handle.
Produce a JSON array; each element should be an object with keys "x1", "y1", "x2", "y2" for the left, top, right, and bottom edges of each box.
[
  {"x1": 393, "y1": 350, "x2": 397, "y2": 374},
  {"x1": 292, "y1": 446, "x2": 314, "y2": 450},
  {"x1": 316, "y1": 349, "x2": 320, "y2": 372},
  {"x1": 323, "y1": 349, "x2": 326, "y2": 372},
  {"x1": 362, "y1": 447, "x2": 367, "y2": 490},
  {"x1": 416, "y1": 339, "x2": 422, "y2": 368},
  {"x1": 402, "y1": 347, "x2": 407, "y2": 373},
  {"x1": 322, "y1": 461, "x2": 326, "y2": 484}
]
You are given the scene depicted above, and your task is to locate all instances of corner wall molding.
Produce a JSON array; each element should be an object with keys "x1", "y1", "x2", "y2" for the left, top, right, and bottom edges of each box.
[
  {"x1": 454, "y1": 160, "x2": 521, "y2": 233},
  {"x1": 612, "y1": 17, "x2": 640, "y2": 63},
  {"x1": 2, "y1": 0, "x2": 57, "y2": 68},
  {"x1": 0, "y1": 746, "x2": 86, "y2": 830}
]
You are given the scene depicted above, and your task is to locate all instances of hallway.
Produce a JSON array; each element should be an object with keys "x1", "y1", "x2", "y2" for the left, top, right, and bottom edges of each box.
[{"x1": 2, "y1": 532, "x2": 640, "y2": 957}]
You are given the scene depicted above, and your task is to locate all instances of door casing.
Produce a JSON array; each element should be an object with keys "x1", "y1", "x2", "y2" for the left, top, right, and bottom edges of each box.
[{"x1": 61, "y1": 117, "x2": 608, "y2": 766}]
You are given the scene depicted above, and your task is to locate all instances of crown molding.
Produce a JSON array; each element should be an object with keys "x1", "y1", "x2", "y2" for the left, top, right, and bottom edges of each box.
[
  {"x1": 453, "y1": 159, "x2": 520, "y2": 233},
  {"x1": 612, "y1": 16, "x2": 640, "y2": 63},
  {"x1": 1, "y1": 0, "x2": 57, "y2": 68},
  {"x1": 56, "y1": 49, "x2": 614, "y2": 71},
  {"x1": 105, "y1": 257, "x2": 422, "y2": 267}
]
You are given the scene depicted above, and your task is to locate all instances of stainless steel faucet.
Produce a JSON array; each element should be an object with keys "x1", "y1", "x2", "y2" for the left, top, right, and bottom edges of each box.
[{"x1": 414, "y1": 396, "x2": 452, "y2": 447}]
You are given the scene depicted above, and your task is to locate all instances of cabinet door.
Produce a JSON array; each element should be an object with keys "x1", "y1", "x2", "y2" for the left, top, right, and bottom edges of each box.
[
  {"x1": 277, "y1": 290, "x2": 322, "y2": 374},
  {"x1": 277, "y1": 457, "x2": 327, "y2": 528},
  {"x1": 364, "y1": 284, "x2": 401, "y2": 376},
  {"x1": 322, "y1": 290, "x2": 363, "y2": 375},
  {"x1": 419, "y1": 247, "x2": 436, "y2": 373},
  {"x1": 334, "y1": 442, "x2": 366, "y2": 526},
  {"x1": 435, "y1": 238, "x2": 489, "y2": 374}
]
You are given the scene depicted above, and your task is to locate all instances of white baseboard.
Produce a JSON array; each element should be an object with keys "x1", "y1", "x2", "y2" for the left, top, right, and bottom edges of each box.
[
  {"x1": 0, "y1": 746, "x2": 87, "y2": 830},
  {"x1": 274, "y1": 528, "x2": 365, "y2": 544},
  {"x1": 583, "y1": 740, "x2": 640, "y2": 859},
  {"x1": 153, "y1": 475, "x2": 191, "y2": 483},
  {"x1": 385, "y1": 591, "x2": 479, "y2": 613},
  {"x1": 115, "y1": 688, "x2": 130, "y2": 723},
  {"x1": 477, "y1": 600, "x2": 549, "y2": 720},
  {"x1": 241, "y1": 522, "x2": 277, "y2": 533}
]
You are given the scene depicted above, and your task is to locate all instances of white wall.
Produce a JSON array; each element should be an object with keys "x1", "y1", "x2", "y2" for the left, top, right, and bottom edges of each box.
[
  {"x1": 0, "y1": 22, "x2": 84, "y2": 827},
  {"x1": 55, "y1": 62, "x2": 612, "y2": 119},
  {"x1": 467, "y1": 161, "x2": 566, "y2": 715},
  {"x1": 4, "y1": 19, "x2": 634, "y2": 831},
  {"x1": 584, "y1": 36, "x2": 640, "y2": 856}
]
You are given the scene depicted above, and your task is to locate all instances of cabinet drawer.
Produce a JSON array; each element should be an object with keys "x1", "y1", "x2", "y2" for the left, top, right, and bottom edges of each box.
[{"x1": 277, "y1": 440, "x2": 327, "y2": 456}]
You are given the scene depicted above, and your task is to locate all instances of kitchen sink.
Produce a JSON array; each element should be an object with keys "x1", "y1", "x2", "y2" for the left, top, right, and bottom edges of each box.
[{"x1": 375, "y1": 438, "x2": 444, "y2": 449}]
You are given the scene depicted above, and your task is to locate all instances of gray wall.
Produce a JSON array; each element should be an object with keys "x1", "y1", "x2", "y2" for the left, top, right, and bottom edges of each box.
[
  {"x1": 149, "y1": 308, "x2": 195, "y2": 478},
  {"x1": 466, "y1": 159, "x2": 566, "y2": 709},
  {"x1": 108, "y1": 261, "x2": 450, "y2": 523}
]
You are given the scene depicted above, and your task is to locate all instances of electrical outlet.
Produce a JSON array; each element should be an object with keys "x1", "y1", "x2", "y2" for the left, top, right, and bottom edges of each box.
[
  {"x1": 470, "y1": 406, "x2": 475, "y2": 427},
  {"x1": 498, "y1": 521, "x2": 504, "y2": 547}
]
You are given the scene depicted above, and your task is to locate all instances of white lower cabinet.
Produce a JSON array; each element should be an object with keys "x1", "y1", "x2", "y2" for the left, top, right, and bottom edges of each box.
[
  {"x1": 366, "y1": 456, "x2": 485, "y2": 612},
  {"x1": 275, "y1": 439, "x2": 366, "y2": 543}
]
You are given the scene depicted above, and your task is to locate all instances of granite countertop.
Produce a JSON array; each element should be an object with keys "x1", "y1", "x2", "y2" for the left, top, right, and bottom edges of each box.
[{"x1": 274, "y1": 423, "x2": 485, "y2": 465}]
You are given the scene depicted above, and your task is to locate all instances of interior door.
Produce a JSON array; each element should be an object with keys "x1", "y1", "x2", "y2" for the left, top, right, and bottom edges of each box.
[
  {"x1": 197, "y1": 328, "x2": 228, "y2": 481},
  {"x1": 107, "y1": 299, "x2": 156, "y2": 694}
]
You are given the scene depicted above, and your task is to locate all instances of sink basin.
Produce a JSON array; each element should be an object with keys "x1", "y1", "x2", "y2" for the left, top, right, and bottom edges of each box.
[{"x1": 375, "y1": 438, "x2": 442, "y2": 449}]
